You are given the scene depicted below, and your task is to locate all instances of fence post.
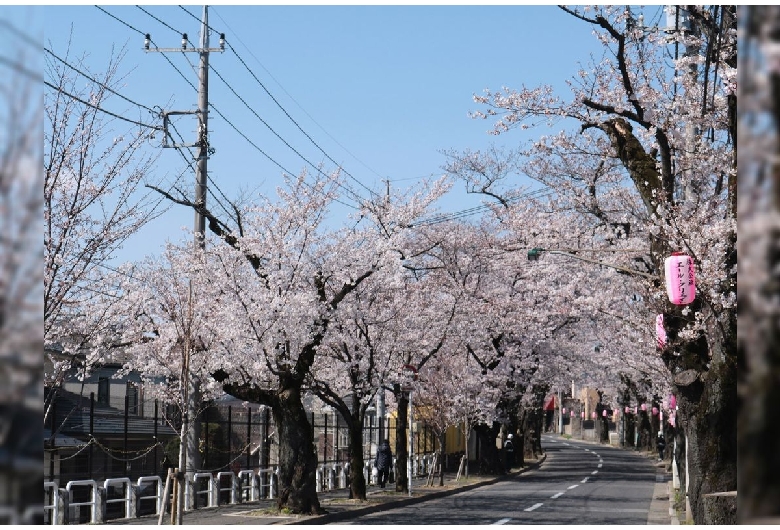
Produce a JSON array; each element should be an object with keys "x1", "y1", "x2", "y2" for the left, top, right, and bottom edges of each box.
[
  {"x1": 334, "y1": 413, "x2": 340, "y2": 463},
  {"x1": 270, "y1": 467, "x2": 278, "y2": 499},
  {"x1": 227, "y1": 406, "x2": 232, "y2": 472},
  {"x1": 203, "y1": 406, "x2": 209, "y2": 470},
  {"x1": 153, "y1": 400, "x2": 159, "y2": 477},
  {"x1": 324, "y1": 412, "x2": 329, "y2": 465},
  {"x1": 58, "y1": 488, "x2": 69, "y2": 525},
  {"x1": 328, "y1": 465, "x2": 336, "y2": 491},
  {"x1": 246, "y1": 408, "x2": 252, "y2": 470},
  {"x1": 89, "y1": 392, "x2": 95, "y2": 481}
]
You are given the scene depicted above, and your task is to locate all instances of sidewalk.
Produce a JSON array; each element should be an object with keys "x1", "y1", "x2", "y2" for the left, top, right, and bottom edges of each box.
[{"x1": 105, "y1": 456, "x2": 546, "y2": 526}]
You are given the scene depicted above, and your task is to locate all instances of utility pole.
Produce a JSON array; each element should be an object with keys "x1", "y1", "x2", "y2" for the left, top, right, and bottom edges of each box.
[
  {"x1": 147, "y1": 5, "x2": 225, "y2": 250},
  {"x1": 145, "y1": 6, "x2": 224, "y2": 523}
]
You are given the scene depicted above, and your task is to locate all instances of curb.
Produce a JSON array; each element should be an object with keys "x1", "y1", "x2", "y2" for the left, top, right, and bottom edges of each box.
[{"x1": 287, "y1": 454, "x2": 548, "y2": 525}]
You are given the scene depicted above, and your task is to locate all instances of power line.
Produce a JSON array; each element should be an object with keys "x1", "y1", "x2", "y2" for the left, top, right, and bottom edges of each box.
[
  {"x1": 136, "y1": 5, "x2": 181, "y2": 36},
  {"x1": 208, "y1": 6, "x2": 388, "y2": 182},
  {"x1": 133, "y1": 5, "x2": 366, "y2": 209},
  {"x1": 43, "y1": 79, "x2": 162, "y2": 131},
  {"x1": 165, "y1": 120, "x2": 238, "y2": 227},
  {"x1": 206, "y1": 63, "x2": 368, "y2": 206},
  {"x1": 95, "y1": 6, "x2": 198, "y2": 94},
  {"x1": 99, "y1": 6, "x2": 364, "y2": 213},
  {"x1": 222, "y1": 38, "x2": 377, "y2": 197},
  {"x1": 44, "y1": 47, "x2": 156, "y2": 114},
  {"x1": 178, "y1": 5, "x2": 377, "y2": 198},
  {"x1": 95, "y1": 5, "x2": 146, "y2": 37},
  {"x1": 413, "y1": 187, "x2": 556, "y2": 227}
]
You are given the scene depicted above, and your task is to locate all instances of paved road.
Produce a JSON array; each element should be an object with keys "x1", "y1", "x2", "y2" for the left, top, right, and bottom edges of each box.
[{"x1": 335, "y1": 435, "x2": 662, "y2": 525}]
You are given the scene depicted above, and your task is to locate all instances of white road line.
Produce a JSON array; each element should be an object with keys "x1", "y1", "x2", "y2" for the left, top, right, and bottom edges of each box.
[
  {"x1": 581, "y1": 477, "x2": 589, "y2": 483},
  {"x1": 563, "y1": 443, "x2": 570, "y2": 446},
  {"x1": 551, "y1": 492, "x2": 565, "y2": 499},
  {"x1": 567, "y1": 484, "x2": 579, "y2": 490},
  {"x1": 493, "y1": 518, "x2": 512, "y2": 525},
  {"x1": 591, "y1": 470, "x2": 598, "y2": 475},
  {"x1": 598, "y1": 463, "x2": 603, "y2": 468},
  {"x1": 524, "y1": 503, "x2": 544, "y2": 512}
]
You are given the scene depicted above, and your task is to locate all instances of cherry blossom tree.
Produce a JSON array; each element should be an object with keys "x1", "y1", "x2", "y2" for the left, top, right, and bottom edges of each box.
[
  {"x1": 105, "y1": 242, "x2": 229, "y2": 515},
  {"x1": 44, "y1": 43, "x2": 160, "y2": 422},
  {"x1": 152, "y1": 169, "x2": 449, "y2": 513},
  {"x1": 306, "y1": 273, "x2": 404, "y2": 501},
  {"x1": 452, "y1": 5, "x2": 736, "y2": 523},
  {"x1": 415, "y1": 348, "x2": 502, "y2": 483}
]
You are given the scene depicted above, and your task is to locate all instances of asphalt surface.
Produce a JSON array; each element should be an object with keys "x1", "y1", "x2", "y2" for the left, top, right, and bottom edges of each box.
[
  {"x1": 100, "y1": 435, "x2": 674, "y2": 525},
  {"x1": 332, "y1": 435, "x2": 671, "y2": 525}
]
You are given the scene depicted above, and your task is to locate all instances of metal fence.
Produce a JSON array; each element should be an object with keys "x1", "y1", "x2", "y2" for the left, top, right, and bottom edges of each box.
[{"x1": 46, "y1": 397, "x2": 439, "y2": 487}]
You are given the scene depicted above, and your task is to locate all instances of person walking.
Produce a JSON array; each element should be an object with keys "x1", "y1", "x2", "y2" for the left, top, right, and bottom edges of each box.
[
  {"x1": 656, "y1": 432, "x2": 666, "y2": 461},
  {"x1": 504, "y1": 434, "x2": 515, "y2": 473},
  {"x1": 375, "y1": 439, "x2": 393, "y2": 488}
]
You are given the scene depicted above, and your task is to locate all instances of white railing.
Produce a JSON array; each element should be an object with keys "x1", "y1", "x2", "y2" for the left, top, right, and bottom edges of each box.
[
  {"x1": 237, "y1": 470, "x2": 257, "y2": 502},
  {"x1": 191, "y1": 472, "x2": 216, "y2": 508},
  {"x1": 137, "y1": 476, "x2": 163, "y2": 516},
  {"x1": 65, "y1": 479, "x2": 98, "y2": 524},
  {"x1": 104, "y1": 477, "x2": 133, "y2": 520},
  {"x1": 257, "y1": 467, "x2": 277, "y2": 500},
  {"x1": 45, "y1": 453, "x2": 437, "y2": 524},
  {"x1": 43, "y1": 481, "x2": 59, "y2": 525},
  {"x1": 216, "y1": 472, "x2": 237, "y2": 505}
]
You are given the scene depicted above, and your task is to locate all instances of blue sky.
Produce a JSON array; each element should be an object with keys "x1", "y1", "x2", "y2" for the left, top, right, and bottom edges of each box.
[{"x1": 43, "y1": 4, "x2": 608, "y2": 264}]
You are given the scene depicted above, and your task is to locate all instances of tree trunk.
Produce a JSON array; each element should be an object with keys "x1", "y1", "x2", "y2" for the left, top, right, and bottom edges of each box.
[
  {"x1": 437, "y1": 432, "x2": 446, "y2": 486},
  {"x1": 394, "y1": 388, "x2": 409, "y2": 493},
  {"x1": 347, "y1": 415, "x2": 367, "y2": 500},
  {"x1": 474, "y1": 423, "x2": 501, "y2": 474},
  {"x1": 674, "y1": 354, "x2": 737, "y2": 524},
  {"x1": 273, "y1": 385, "x2": 324, "y2": 515}
]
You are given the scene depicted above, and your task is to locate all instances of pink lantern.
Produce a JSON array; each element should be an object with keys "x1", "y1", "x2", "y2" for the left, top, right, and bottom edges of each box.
[
  {"x1": 602, "y1": 409, "x2": 607, "y2": 417},
  {"x1": 652, "y1": 406, "x2": 659, "y2": 416},
  {"x1": 634, "y1": 406, "x2": 638, "y2": 414},
  {"x1": 570, "y1": 410, "x2": 575, "y2": 417},
  {"x1": 591, "y1": 411, "x2": 597, "y2": 419},
  {"x1": 670, "y1": 395, "x2": 677, "y2": 409},
  {"x1": 656, "y1": 314, "x2": 667, "y2": 349},
  {"x1": 562, "y1": 408, "x2": 566, "y2": 414},
  {"x1": 665, "y1": 253, "x2": 696, "y2": 305},
  {"x1": 625, "y1": 406, "x2": 630, "y2": 414},
  {"x1": 641, "y1": 403, "x2": 647, "y2": 412},
  {"x1": 581, "y1": 411, "x2": 585, "y2": 419}
]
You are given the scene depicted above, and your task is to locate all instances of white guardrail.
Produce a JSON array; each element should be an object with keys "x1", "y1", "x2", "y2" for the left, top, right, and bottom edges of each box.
[{"x1": 42, "y1": 454, "x2": 435, "y2": 524}]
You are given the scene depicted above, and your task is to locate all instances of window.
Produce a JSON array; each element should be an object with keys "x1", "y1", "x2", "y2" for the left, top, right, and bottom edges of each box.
[{"x1": 97, "y1": 377, "x2": 110, "y2": 405}]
